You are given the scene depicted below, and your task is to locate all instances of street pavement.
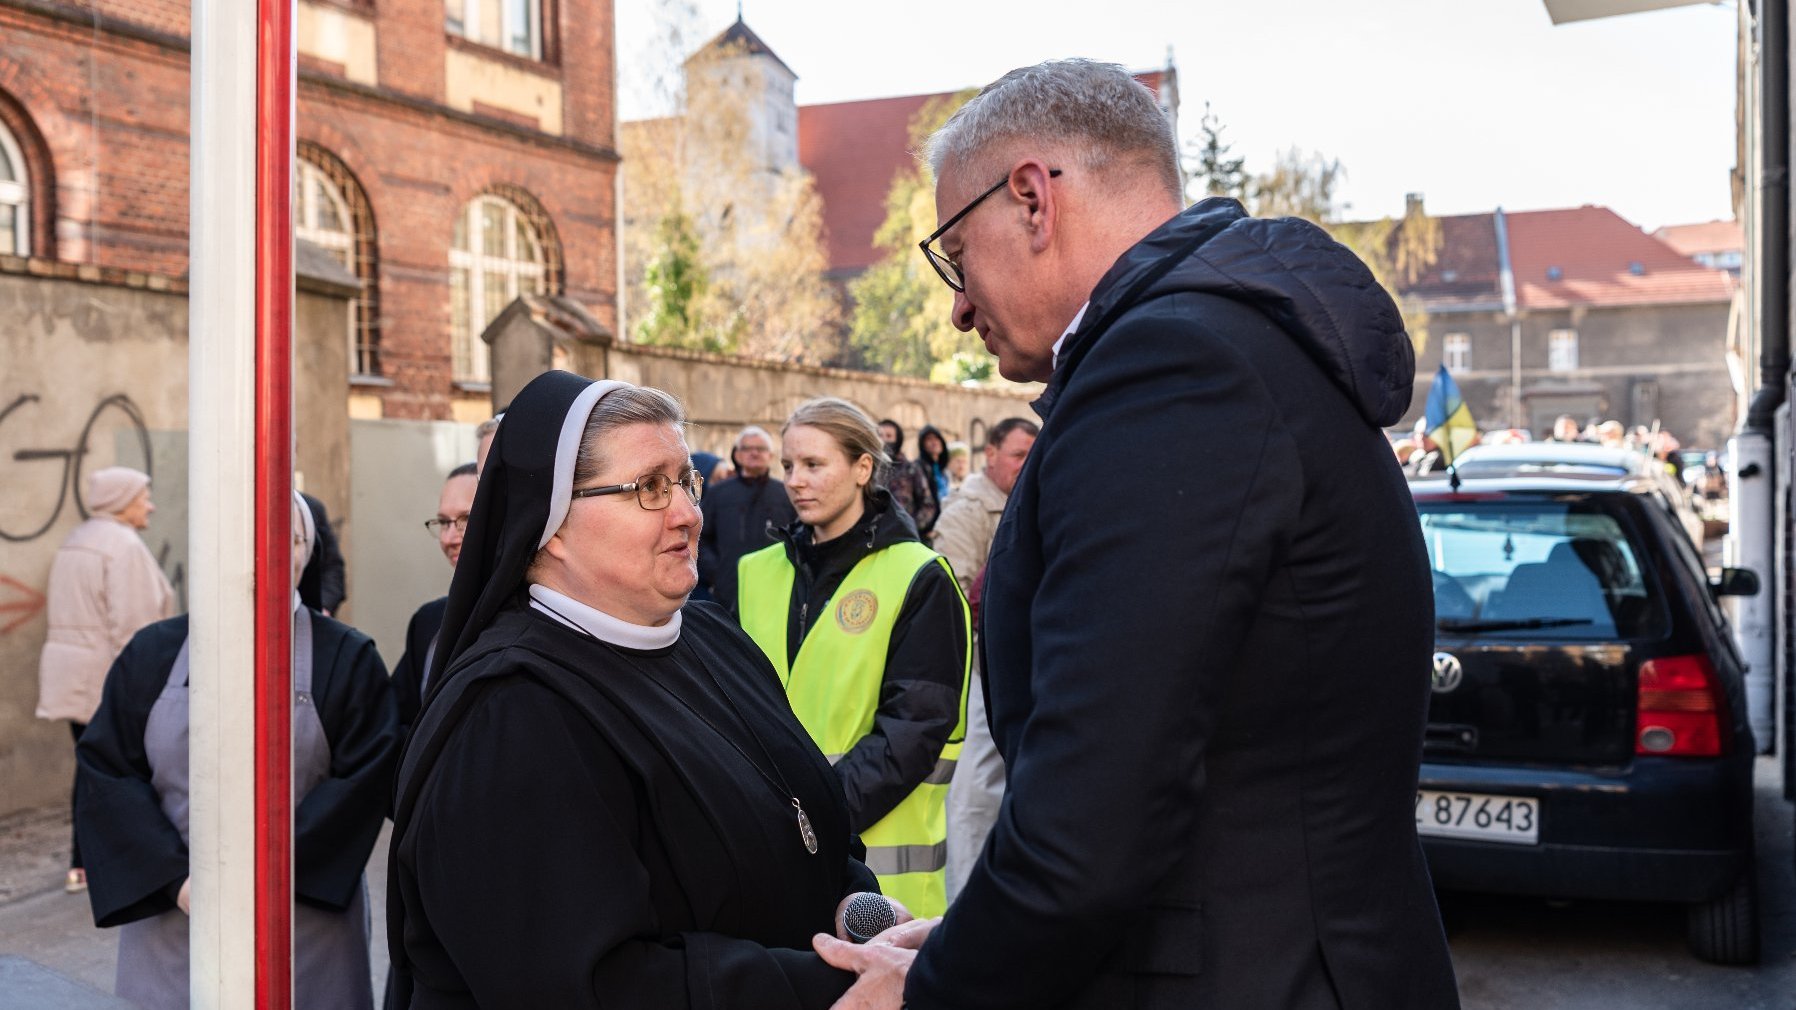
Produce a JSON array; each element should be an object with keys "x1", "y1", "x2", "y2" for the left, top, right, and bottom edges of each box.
[{"x1": 0, "y1": 762, "x2": 1791, "y2": 1008}]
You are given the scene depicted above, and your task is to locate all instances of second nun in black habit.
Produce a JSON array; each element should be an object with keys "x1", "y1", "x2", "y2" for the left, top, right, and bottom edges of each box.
[{"x1": 388, "y1": 372, "x2": 894, "y2": 1009}]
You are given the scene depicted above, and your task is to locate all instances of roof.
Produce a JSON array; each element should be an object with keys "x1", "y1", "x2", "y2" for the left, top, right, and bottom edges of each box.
[
  {"x1": 688, "y1": 17, "x2": 796, "y2": 79},
  {"x1": 1505, "y1": 206, "x2": 1734, "y2": 309},
  {"x1": 798, "y1": 94, "x2": 938, "y2": 275},
  {"x1": 1397, "y1": 212, "x2": 1504, "y2": 312},
  {"x1": 1652, "y1": 219, "x2": 1743, "y2": 259},
  {"x1": 797, "y1": 69, "x2": 1178, "y2": 277}
]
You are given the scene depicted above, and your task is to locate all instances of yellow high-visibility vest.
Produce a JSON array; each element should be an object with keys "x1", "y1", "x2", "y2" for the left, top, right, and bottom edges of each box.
[{"x1": 737, "y1": 539, "x2": 970, "y2": 918}]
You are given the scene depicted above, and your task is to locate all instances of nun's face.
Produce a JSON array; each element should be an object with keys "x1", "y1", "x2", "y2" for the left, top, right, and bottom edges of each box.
[
  {"x1": 290, "y1": 500, "x2": 313, "y2": 587},
  {"x1": 541, "y1": 422, "x2": 700, "y2": 626}
]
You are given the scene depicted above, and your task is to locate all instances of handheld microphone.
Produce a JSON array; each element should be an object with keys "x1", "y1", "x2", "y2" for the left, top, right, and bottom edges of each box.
[{"x1": 843, "y1": 892, "x2": 898, "y2": 944}]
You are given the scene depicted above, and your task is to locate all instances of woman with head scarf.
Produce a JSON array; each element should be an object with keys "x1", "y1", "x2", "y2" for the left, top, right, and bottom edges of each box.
[
  {"x1": 37, "y1": 466, "x2": 175, "y2": 894},
  {"x1": 74, "y1": 491, "x2": 398, "y2": 1010},
  {"x1": 735, "y1": 398, "x2": 971, "y2": 919},
  {"x1": 387, "y1": 372, "x2": 891, "y2": 1009}
]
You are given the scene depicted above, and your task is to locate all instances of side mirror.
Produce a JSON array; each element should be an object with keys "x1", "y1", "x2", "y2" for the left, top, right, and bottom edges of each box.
[{"x1": 1711, "y1": 567, "x2": 1761, "y2": 597}]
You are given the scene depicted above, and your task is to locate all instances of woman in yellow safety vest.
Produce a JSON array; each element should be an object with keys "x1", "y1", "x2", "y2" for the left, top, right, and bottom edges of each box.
[{"x1": 736, "y1": 398, "x2": 971, "y2": 919}]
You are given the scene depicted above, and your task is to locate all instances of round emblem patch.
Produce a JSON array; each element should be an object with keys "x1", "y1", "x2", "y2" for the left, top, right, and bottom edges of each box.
[{"x1": 836, "y1": 589, "x2": 879, "y2": 634}]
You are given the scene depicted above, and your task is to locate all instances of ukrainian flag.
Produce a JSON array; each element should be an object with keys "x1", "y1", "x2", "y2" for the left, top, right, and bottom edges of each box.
[{"x1": 1423, "y1": 364, "x2": 1478, "y2": 468}]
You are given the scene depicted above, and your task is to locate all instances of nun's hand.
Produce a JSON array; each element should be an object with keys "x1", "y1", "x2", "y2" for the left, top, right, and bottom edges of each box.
[
  {"x1": 833, "y1": 892, "x2": 913, "y2": 942},
  {"x1": 176, "y1": 877, "x2": 191, "y2": 915}
]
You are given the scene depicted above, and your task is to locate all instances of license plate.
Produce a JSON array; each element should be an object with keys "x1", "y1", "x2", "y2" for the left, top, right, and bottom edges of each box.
[{"x1": 1415, "y1": 790, "x2": 1539, "y2": 845}]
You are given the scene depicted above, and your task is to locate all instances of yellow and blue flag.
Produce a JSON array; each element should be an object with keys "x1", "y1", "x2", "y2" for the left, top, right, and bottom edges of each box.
[{"x1": 1423, "y1": 364, "x2": 1477, "y2": 468}]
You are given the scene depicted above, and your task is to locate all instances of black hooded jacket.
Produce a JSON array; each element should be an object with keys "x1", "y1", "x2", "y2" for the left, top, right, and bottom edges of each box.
[
  {"x1": 906, "y1": 199, "x2": 1458, "y2": 1010},
  {"x1": 761, "y1": 488, "x2": 969, "y2": 834}
]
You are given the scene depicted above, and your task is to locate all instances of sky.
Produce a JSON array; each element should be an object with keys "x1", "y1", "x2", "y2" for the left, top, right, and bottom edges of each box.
[{"x1": 615, "y1": 0, "x2": 1739, "y2": 232}]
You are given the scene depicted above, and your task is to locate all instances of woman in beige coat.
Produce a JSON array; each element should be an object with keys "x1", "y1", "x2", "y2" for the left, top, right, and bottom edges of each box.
[{"x1": 37, "y1": 466, "x2": 175, "y2": 892}]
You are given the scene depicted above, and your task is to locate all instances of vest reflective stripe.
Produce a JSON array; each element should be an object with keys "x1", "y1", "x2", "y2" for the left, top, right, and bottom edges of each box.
[
  {"x1": 824, "y1": 753, "x2": 957, "y2": 784},
  {"x1": 864, "y1": 841, "x2": 947, "y2": 877},
  {"x1": 738, "y1": 538, "x2": 971, "y2": 918}
]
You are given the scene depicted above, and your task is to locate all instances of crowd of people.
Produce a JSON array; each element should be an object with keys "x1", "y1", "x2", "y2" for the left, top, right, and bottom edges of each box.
[
  {"x1": 37, "y1": 57, "x2": 1463, "y2": 1010},
  {"x1": 1396, "y1": 411, "x2": 1700, "y2": 481}
]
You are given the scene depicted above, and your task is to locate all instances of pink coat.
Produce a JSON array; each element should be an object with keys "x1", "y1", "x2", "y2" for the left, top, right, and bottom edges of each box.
[{"x1": 36, "y1": 516, "x2": 176, "y2": 723}]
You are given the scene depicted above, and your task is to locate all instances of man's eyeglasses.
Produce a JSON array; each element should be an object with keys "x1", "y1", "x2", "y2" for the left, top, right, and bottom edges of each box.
[
  {"x1": 918, "y1": 168, "x2": 1061, "y2": 293},
  {"x1": 572, "y1": 469, "x2": 704, "y2": 510},
  {"x1": 424, "y1": 515, "x2": 471, "y2": 537}
]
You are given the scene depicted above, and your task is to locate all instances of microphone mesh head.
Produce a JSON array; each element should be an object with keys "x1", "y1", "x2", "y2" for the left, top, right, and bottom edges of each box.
[{"x1": 843, "y1": 892, "x2": 897, "y2": 942}]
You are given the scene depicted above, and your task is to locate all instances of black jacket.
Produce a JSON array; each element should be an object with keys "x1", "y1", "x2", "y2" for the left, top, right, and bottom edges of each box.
[
  {"x1": 298, "y1": 492, "x2": 347, "y2": 615},
  {"x1": 906, "y1": 199, "x2": 1459, "y2": 1009},
  {"x1": 390, "y1": 595, "x2": 448, "y2": 741},
  {"x1": 762, "y1": 489, "x2": 968, "y2": 833},
  {"x1": 699, "y1": 475, "x2": 798, "y2": 613}
]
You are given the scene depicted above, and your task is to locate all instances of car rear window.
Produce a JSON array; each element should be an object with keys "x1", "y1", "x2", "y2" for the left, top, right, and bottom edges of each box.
[{"x1": 1417, "y1": 498, "x2": 1668, "y2": 639}]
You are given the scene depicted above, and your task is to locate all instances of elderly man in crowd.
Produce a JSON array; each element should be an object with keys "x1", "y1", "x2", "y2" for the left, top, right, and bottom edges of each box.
[
  {"x1": 698, "y1": 425, "x2": 797, "y2": 613},
  {"x1": 933, "y1": 416, "x2": 1037, "y2": 902},
  {"x1": 815, "y1": 58, "x2": 1457, "y2": 1010}
]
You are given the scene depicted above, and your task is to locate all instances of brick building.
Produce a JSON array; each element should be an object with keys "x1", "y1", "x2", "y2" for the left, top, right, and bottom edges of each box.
[
  {"x1": 1398, "y1": 200, "x2": 1737, "y2": 448},
  {"x1": 0, "y1": 0, "x2": 619, "y2": 421}
]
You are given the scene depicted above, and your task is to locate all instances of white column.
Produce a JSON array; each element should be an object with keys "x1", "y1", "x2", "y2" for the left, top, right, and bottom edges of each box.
[{"x1": 188, "y1": 0, "x2": 260, "y2": 1004}]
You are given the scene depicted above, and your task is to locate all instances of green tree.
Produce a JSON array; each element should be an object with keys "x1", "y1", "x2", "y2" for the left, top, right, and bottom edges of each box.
[
  {"x1": 845, "y1": 90, "x2": 985, "y2": 378},
  {"x1": 1249, "y1": 147, "x2": 1345, "y2": 223},
  {"x1": 1184, "y1": 102, "x2": 1246, "y2": 202},
  {"x1": 634, "y1": 208, "x2": 721, "y2": 350}
]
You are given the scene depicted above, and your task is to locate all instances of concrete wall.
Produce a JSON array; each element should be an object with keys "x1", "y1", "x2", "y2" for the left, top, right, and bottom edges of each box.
[
  {"x1": 346, "y1": 418, "x2": 477, "y2": 677},
  {"x1": 0, "y1": 259, "x2": 353, "y2": 817}
]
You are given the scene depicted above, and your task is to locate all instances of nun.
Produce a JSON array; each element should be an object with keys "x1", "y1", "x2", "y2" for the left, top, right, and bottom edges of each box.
[
  {"x1": 75, "y1": 491, "x2": 398, "y2": 1010},
  {"x1": 387, "y1": 372, "x2": 891, "y2": 1009}
]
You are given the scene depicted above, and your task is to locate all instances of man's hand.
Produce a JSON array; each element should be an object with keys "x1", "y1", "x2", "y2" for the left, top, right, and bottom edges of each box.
[
  {"x1": 869, "y1": 916, "x2": 939, "y2": 950},
  {"x1": 814, "y1": 933, "x2": 914, "y2": 1010},
  {"x1": 176, "y1": 877, "x2": 191, "y2": 915}
]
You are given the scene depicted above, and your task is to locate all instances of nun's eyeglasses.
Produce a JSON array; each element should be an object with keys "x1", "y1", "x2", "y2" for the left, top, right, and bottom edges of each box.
[{"x1": 572, "y1": 469, "x2": 704, "y2": 510}]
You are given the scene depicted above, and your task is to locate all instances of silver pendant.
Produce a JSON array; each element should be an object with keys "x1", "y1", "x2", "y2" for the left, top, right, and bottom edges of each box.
[{"x1": 793, "y1": 798, "x2": 819, "y2": 855}]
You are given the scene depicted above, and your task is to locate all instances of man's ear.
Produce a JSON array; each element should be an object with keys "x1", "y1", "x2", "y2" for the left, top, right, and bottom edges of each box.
[{"x1": 1010, "y1": 161, "x2": 1058, "y2": 254}]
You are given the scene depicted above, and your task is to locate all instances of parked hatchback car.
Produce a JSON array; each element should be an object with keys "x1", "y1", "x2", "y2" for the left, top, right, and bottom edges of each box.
[{"x1": 1409, "y1": 471, "x2": 1761, "y2": 963}]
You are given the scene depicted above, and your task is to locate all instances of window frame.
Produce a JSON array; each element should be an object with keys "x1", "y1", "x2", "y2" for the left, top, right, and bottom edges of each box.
[
  {"x1": 449, "y1": 192, "x2": 555, "y2": 383},
  {"x1": 446, "y1": 0, "x2": 545, "y2": 61},
  {"x1": 1442, "y1": 332, "x2": 1472, "y2": 373},
  {"x1": 0, "y1": 118, "x2": 31, "y2": 258},
  {"x1": 297, "y1": 143, "x2": 382, "y2": 378},
  {"x1": 1548, "y1": 328, "x2": 1579, "y2": 373}
]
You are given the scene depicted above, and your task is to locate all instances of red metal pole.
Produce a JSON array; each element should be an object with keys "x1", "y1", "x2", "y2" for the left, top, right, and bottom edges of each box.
[{"x1": 254, "y1": 0, "x2": 294, "y2": 1005}]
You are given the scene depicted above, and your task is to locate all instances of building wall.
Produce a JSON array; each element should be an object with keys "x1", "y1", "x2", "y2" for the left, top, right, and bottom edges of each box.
[
  {"x1": 0, "y1": 0, "x2": 619, "y2": 422},
  {"x1": 1405, "y1": 301, "x2": 1735, "y2": 448},
  {"x1": 0, "y1": 258, "x2": 354, "y2": 817}
]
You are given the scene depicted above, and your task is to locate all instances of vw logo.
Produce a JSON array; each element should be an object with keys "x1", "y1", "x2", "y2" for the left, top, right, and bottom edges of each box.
[{"x1": 1431, "y1": 652, "x2": 1464, "y2": 694}]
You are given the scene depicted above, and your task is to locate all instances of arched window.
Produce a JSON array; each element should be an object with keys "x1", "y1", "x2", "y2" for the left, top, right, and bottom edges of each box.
[
  {"x1": 0, "y1": 118, "x2": 30, "y2": 257},
  {"x1": 449, "y1": 190, "x2": 561, "y2": 383},
  {"x1": 297, "y1": 143, "x2": 381, "y2": 377}
]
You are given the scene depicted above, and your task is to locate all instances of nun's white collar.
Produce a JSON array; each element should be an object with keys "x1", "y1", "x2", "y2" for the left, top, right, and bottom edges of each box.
[{"x1": 527, "y1": 584, "x2": 681, "y2": 650}]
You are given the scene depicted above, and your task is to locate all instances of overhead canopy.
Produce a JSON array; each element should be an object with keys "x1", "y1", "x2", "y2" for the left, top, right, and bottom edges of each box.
[{"x1": 1541, "y1": 0, "x2": 1714, "y2": 25}]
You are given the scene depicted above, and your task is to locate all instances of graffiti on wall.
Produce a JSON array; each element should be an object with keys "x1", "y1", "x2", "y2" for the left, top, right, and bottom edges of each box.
[
  {"x1": 0, "y1": 391, "x2": 186, "y2": 628},
  {"x1": 1, "y1": 392, "x2": 153, "y2": 543}
]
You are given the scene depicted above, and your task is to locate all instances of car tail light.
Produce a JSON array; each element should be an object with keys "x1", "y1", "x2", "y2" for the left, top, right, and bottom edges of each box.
[{"x1": 1636, "y1": 655, "x2": 1725, "y2": 757}]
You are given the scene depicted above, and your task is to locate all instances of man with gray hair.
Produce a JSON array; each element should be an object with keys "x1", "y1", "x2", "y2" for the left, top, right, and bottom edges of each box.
[
  {"x1": 698, "y1": 423, "x2": 796, "y2": 612},
  {"x1": 814, "y1": 59, "x2": 1457, "y2": 1009}
]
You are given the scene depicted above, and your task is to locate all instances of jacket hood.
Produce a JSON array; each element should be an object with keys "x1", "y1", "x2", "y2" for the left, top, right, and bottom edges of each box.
[{"x1": 1064, "y1": 198, "x2": 1414, "y2": 428}]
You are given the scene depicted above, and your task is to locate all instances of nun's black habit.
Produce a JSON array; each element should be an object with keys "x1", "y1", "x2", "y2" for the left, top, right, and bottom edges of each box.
[{"x1": 387, "y1": 371, "x2": 876, "y2": 1009}]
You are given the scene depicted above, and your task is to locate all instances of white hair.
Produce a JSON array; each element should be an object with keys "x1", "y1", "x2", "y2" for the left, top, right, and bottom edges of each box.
[
  {"x1": 735, "y1": 424, "x2": 773, "y2": 448},
  {"x1": 925, "y1": 59, "x2": 1180, "y2": 197}
]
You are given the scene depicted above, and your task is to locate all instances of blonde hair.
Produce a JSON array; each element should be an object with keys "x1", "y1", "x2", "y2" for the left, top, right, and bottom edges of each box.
[{"x1": 782, "y1": 398, "x2": 889, "y2": 499}]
